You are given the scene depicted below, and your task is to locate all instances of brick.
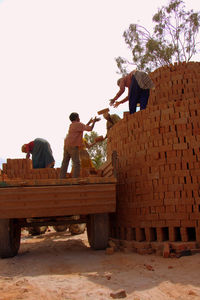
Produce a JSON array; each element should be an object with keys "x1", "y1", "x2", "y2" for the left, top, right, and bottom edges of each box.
[
  {"x1": 163, "y1": 242, "x2": 170, "y2": 258},
  {"x1": 180, "y1": 227, "x2": 189, "y2": 242}
]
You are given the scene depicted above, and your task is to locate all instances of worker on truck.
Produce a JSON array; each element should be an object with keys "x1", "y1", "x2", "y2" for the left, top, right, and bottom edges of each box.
[
  {"x1": 60, "y1": 112, "x2": 100, "y2": 179},
  {"x1": 109, "y1": 70, "x2": 154, "y2": 114},
  {"x1": 21, "y1": 138, "x2": 55, "y2": 168},
  {"x1": 21, "y1": 138, "x2": 55, "y2": 236}
]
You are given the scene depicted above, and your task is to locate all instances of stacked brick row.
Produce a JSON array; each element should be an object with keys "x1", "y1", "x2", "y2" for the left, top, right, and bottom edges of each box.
[
  {"x1": 108, "y1": 61, "x2": 200, "y2": 245},
  {"x1": 149, "y1": 61, "x2": 200, "y2": 106},
  {"x1": 1, "y1": 159, "x2": 61, "y2": 180}
]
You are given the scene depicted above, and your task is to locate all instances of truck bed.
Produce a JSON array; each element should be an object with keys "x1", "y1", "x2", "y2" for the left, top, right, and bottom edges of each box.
[{"x1": 0, "y1": 177, "x2": 116, "y2": 219}]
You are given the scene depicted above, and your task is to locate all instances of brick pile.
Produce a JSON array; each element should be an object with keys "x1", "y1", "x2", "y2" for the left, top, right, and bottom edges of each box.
[
  {"x1": 0, "y1": 157, "x2": 114, "y2": 181},
  {"x1": 1, "y1": 158, "x2": 61, "y2": 180},
  {"x1": 107, "y1": 61, "x2": 200, "y2": 254}
]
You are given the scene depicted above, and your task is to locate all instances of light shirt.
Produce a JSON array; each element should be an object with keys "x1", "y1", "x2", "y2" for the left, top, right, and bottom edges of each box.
[{"x1": 65, "y1": 122, "x2": 92, "y2": 147}]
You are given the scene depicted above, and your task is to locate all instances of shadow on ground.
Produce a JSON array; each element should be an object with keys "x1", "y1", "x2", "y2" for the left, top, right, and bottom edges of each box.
[{"x1": 1, "y1": 230, "x2": 200, "y2": 297}]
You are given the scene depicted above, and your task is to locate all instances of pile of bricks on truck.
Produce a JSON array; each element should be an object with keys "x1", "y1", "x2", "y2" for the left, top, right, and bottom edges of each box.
[
  {"x1": 0, "y1": 159, "x2": 61, "y2": 180},
  {"x1": 107, "y1": 61, "x2": 200, "y2": 256},
  {"x1": 0, "y1": 159, "x2": 106, "y2": 181}
]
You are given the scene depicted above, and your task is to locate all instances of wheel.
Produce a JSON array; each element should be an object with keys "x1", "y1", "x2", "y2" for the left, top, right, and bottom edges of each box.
[
  {"x1": 69, "y1": 223, "x2": 86, "y2": 235},
  {"x1": 0, "y1": 219, "x2": 21, "y2": 258},
  {"x1": 53, "y1": 225, "x2": 68, "y2": 232},
  {"x1": 87, "y1": 213, "x2": 109, "y2": 250},
  {"x1": 28, "y1": 226, "x2": 48, "y2": 236}
]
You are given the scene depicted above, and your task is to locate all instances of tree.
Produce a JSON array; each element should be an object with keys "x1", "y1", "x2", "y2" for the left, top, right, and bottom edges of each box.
[
  {"x1": 116, "y1": 0, "x2": 200, "y2": 74},
  {"x1": 84, "y1": 131, "x2": 107, "y2": 169}
]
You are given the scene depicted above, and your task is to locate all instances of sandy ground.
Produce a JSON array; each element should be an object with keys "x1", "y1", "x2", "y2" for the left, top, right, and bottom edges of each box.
[{"x1": 0, "y1": 229, "x2": 200, "y2": 300}]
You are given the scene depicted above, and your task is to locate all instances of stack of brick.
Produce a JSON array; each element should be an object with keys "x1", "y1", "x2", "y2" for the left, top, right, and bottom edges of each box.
[
  {"x1": 107, "y1": 61, "x2": 200, "y2": 249},
  {"x1": 2, "y1": 158, "x2": 61, "y2": 180},
  {"x1": 2, "y1": 159, "x2": 32, "y2": 179},
  {"x1": 1, "y1": 158, "x2": 106, "y2": 181},
  {"x1": 149, "y1": 61, "x2": 200, "y2": 106}
]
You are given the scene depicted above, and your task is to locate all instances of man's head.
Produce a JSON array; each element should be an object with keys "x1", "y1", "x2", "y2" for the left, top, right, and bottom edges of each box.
[
  {"x1": 21, "y1": 144, "x2": 27, "y2": 153},
  {"x1": 103, "y1": 112, "x2": 111, "y2": 121},
  {"x1": 69, "y1": 112, "x2": 80, "y2": 122}
]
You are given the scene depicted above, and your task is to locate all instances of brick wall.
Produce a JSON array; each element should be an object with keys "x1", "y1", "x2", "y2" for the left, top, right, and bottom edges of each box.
[{"x1": 108, "y1": 61, "x2": 200, "y2": 244}]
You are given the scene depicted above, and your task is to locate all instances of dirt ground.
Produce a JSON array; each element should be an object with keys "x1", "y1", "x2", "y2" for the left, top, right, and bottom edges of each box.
[{"x1": 0, "y1": 229, "x2": 200, "y2": 300}]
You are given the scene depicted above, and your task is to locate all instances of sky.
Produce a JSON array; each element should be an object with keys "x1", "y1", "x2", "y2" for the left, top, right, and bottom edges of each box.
[{"x1": 0, "y1": 0, "x2": 199, "y2": 167}]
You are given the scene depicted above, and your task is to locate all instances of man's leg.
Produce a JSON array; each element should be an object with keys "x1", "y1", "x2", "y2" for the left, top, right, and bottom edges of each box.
[
  {"x1": 70, "y1": 147, "x2": 80, "y2": 178},
  {"x1": 129, "y1": 76, "x2": 141, "y2": 114},
  {"x1": 140, "y1": 89, "x2": 150, "y2": 110},
  {"x1": 60, "y1": 149, "x2": 70, "y2": 178}
]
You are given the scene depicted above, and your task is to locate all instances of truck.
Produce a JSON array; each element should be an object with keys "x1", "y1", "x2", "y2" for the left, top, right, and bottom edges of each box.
[{"x1": 0, "y1": 152, "x2": 117, "y2": 258}]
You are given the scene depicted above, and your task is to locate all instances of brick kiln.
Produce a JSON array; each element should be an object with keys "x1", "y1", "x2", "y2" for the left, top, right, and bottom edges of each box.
[{"x1": 107, "y1": 61, "x2": 200, "y2": 255}]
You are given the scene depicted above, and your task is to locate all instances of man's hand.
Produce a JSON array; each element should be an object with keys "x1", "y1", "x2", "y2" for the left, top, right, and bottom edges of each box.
[
  {"x1": 26, "y1": 153, "x2": 30, "y2": 159},
  {"x1": 93, "y1": 116, "x2": 101, "y2": 122},
  {"x1": 113, "y1": 101, "x2": 120, "y2": 108},
  {"x1": 95, "y1": 135, "x2": 104, "y2": 142},
  {"x1": 109, "y1": 99, "x2": 115, "y2": 106}
]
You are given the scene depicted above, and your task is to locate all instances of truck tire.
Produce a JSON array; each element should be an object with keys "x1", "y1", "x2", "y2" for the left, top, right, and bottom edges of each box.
[
  {"x1": 53, "y1": 225, "x2": 68, "y2": 232},
  {"x1": 0, "y1": 219, "x2": 21, "y2": 258},
  {"x1": 87, "y1": 213, "x2": 109, "y2": 250}
]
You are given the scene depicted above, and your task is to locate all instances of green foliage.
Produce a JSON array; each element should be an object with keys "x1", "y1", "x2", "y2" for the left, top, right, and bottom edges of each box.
[
  {"x1": 84, "y1": 131, "x2": 107, "y2": 169},
  {"x1": 116, "y1": 0, "x2": 200, "y2": 73}
]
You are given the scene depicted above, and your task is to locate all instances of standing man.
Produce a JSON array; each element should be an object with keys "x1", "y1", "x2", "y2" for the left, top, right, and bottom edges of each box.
[
  {"x1": 21, "y1": 138, "x2": 55, "y2": 168},
  {"x1": 60, "y1": 112, "x2": 100, "y2": 179},
  {"x1": 109, "y1": 70, "x2": 154, "y2": 114}
]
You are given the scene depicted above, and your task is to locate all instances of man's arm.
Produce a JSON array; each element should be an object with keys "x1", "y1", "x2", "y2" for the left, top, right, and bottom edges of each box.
[
  {"x1": 84, "y1": 117, "x2": 100, "y2": 132},
  {"x1": 113, "y1": 96, "x2": 129, "y2": 108},
  {"x1": 26, "y1": 152, "x2": 30, "y2": 159},
  {"x1": 109, "y1": 79, "x2": 126, "y2": 106},
  {"x1": 86, "y1": 117, "x2": 93, "y2": 125},
  {"x1": 89, "y1": 116, "x2": 100, "y2": 131}
]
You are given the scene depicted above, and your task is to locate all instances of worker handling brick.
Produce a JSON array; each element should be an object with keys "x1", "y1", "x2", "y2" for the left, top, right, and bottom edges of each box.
[
  {"x1": 60, "y1": 112, "x2": 100, "y2": 179},
  {"x1": 109, "y1": 70, "x2": 154, "y2": 114},
  {"x1": 95, "y1": 108, "x2": 121, "y2": 142},
  {"x1": 103, "y1": 111, "x2": 121, "y2": 133},
  {"x1": 21, "y1": 138, "x2": 55, "y2": 169}
]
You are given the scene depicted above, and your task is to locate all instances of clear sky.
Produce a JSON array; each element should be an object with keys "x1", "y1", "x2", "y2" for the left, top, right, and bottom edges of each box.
[{"x1": 0, "y1": 0, "x2": 199, "y2": 166}]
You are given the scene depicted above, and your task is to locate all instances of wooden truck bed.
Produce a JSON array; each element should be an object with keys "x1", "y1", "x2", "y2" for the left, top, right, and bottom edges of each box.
[
  {"x1": 0, "y1": 178, "x2": 116, "y2": 219},
  {"x1": 0, "y1": 154, "x2": 117, "y2": 258}
]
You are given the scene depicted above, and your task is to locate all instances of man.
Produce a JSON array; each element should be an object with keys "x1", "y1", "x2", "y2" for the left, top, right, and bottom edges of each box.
[
  {"x1": 21, "y1": 138, "x2": 55, "y2": 236},
  {"x1": 60, "y1": 112, "x2": 100, "y2": 179},
  {"x1": 109, "y1": 70, "x2": 154, "y2": 114},
  {"x1": 21, "y1": 138, "x2": 55, "y2": 168},
  {"x1": 95, "y1": 112, "x2": 121, "y2": 142},
  {"x1": 103, "y1": 111, "x2": 121, "y2": 132}
]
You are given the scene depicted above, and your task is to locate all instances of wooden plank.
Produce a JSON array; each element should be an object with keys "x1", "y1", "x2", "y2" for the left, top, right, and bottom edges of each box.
[
  {"x1": 0, "y1": 176, "x2": 116, "y2": 187},
  {"x1": 99, "y1": 160, "x2": 112, "y2": 172},
  {"x1": 0, "y1": 183, "x2": 116, "y2": 218},
  {"x1": 103, "y1": 168, "x2": 113, "y2": 177}
]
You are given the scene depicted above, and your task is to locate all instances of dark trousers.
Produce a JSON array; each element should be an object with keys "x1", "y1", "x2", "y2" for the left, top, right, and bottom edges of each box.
[
  {"x1": 60, "y1": 146, "x2": 80, "y2": 179},
  {"x1": 129, "y1": 76, "x2": 150, "y2": 114}
]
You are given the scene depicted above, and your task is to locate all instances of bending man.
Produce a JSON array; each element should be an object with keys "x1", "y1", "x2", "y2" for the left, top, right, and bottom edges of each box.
[
  {"x1": 21, "y1": 138, "x2": 55, "y2": 169},
  {"x1": 109, "y1": 70, "x2": 154, "y2": 114}
]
